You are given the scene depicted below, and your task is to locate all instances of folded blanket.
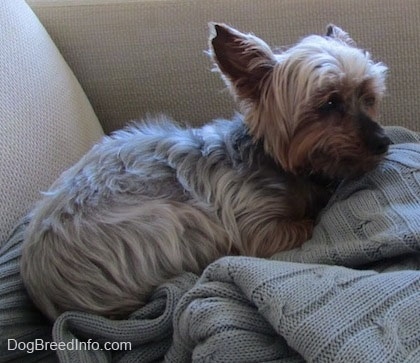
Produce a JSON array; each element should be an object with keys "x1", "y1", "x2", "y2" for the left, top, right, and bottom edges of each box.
[
  {"x1": 272, "y1": 129, "x2": 420, "y2": 270},
  {"x1": 1, "y1": 126, "x2": 420, "y2": 362},
  {"x1": 167, "y1": 257, "x2": 420, "y2": 362}
]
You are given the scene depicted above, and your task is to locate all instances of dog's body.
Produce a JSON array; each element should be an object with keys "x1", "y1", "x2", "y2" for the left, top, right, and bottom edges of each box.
[{"x1": 21, "y1": 23, "x2": 390, "y2": 320}]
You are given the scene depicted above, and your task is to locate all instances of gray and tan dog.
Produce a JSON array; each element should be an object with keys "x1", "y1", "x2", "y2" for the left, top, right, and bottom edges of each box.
[{"x1": 21, "y1": 23, "x2": 390, "y2": 319}]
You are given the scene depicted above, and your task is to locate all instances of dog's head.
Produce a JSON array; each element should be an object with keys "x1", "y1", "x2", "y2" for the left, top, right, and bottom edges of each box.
[{"x1": 209, "y1": 23, "x2": 390, "y2": 179}]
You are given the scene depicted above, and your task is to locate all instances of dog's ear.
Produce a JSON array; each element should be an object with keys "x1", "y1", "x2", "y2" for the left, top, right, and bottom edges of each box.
[
  {"x1": 326, "y1": 24, "x2": 356, "y2": 46},
  {"x1": 209, "y1": 23, "x2": 276, "y2": 102}
]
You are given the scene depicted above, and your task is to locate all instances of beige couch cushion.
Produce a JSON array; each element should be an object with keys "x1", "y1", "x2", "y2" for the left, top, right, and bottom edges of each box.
[
  {"x1": 29, "y1": 0, "x2": 420, "y2": 133},
  {"x1": 0, "y1": 0, "x2": 104, "y2": 246}
]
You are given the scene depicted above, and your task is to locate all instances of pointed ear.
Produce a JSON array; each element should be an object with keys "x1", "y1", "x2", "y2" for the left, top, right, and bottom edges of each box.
[
  {"x1": 326, "y1": 24, "x2": 356, "y2": 46},
  {"x1": 209, "y1": 23, "x2": 276, "y2": 102}
]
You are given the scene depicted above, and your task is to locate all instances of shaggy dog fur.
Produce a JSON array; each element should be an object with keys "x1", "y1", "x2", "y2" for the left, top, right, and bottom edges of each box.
[{"x1": 21, "y1": 23, "x2": 390, "y2": 319}]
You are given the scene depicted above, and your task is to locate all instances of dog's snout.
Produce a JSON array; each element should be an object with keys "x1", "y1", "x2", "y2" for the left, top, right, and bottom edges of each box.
[
  {"x1": 357, "y1": 113, "x2": 391, "y2": 155},
  {"x1": 370, "y1": 133, "x2": 391, "y2": 155}
]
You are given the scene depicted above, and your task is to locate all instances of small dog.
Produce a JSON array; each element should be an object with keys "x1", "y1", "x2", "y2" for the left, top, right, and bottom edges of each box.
[{"x1": 21, "y1": 23, "x2": 390, "y2": 319}]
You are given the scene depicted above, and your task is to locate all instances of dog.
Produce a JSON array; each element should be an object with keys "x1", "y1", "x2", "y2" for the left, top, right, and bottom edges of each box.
[{"x1": 21, "y1": 23, "x2": 390, "y2": 320}]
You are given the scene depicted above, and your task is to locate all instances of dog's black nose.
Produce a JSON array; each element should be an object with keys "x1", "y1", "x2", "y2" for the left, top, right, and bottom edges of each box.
[
  {"x1": 371, "y1": 133, "x2": 391, "y2": 155},
  {"x1": 358, "y1": 113, "x2": 391, "y2": 155}
]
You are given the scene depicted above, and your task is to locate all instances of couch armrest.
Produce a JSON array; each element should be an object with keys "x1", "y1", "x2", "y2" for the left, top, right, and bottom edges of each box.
[
  {"x1": 29, "y1": 0, "x2": 420, "y2": 133},
  {"x1": 0, "y1": 0, "x2": 104, "y2": 245}
]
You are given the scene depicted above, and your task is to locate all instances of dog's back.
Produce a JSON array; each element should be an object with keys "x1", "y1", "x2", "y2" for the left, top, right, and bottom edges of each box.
[{"x1": 21, "y1": 115, "x2": 299, "y2": 319}]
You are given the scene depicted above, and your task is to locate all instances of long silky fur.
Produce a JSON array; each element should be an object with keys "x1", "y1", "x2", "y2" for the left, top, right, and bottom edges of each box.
[
  {"x1": 21, "y1": 23, "x2": 390, "y2": 320},
  {"x1": 21, "y1": 116, "x2": 320, "y2": 319}
]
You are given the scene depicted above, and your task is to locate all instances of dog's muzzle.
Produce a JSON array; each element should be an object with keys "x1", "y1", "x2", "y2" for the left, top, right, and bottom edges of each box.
[
  {"x1": 358, "y1": 113, "x2": 391, "y2": 155},
  {"x1": 369, "y1": 132, "x2": 391, "y2": 155}
]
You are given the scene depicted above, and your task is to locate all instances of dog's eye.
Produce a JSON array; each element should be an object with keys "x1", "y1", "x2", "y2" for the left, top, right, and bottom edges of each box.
[
  {"x1": 363, "y1": 96, "x2": 376, "y2": 107},
  {"x1": 319, "y1": 94, "x2": 342, "y2": 113}
]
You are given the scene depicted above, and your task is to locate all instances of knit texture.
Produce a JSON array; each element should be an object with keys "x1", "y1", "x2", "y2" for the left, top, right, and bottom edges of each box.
[
  {"x1": 272, "y1": 126, "x2": 420, "y2": 269},
  {"x1": 2, "y1": 126, "x2": 420, "y2": 362},
  {"x1": 0, "y1": 218, "x2": 54, "y2": 363}
]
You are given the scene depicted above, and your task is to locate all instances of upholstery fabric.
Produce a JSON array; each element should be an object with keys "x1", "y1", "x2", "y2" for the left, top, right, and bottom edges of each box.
[
  {"x1": 0, "y1": 0, "x2": 104, "y2": 246},
  {"x1": 29, "y1": 0, "x2": 420, "y2": 133}
]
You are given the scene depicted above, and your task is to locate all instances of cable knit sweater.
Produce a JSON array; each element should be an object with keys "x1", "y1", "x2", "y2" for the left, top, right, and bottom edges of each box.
[{"x1": 1, "y1": 126, "x2": 420, "y2": 362}]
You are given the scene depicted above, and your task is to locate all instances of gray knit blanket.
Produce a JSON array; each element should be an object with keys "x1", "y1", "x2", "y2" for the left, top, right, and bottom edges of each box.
[{"x1": 2, "y1": 127, "x2": 420, "y2": 362}]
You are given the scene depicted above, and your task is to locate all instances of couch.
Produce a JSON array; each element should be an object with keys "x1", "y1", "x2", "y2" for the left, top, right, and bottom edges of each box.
[{"x1": 1, "y1": 0, "x2": 420, "y2": 362}]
